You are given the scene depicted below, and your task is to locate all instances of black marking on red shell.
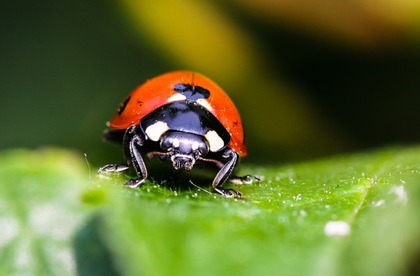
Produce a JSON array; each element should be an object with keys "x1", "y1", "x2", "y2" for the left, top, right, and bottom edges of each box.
[
  {"x1": 173, "y1": 83, "x2": 210, "y2": 100},
  {"x1": 117, "y1": 96, "x2": 131, "y2": 115}
]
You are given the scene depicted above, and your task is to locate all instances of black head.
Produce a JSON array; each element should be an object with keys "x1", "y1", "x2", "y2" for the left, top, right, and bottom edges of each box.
[{"x1": 160, "y1": 131, "x2": 209, "y2": 171}]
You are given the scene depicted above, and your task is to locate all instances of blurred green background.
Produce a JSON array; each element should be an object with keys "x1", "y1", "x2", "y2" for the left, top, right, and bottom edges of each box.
[{"x1": 1, "y1": 0, "x2": 420, "y2": 166}]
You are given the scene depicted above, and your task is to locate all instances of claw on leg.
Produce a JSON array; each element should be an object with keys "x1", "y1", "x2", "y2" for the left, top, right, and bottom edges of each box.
[
  {"x1": 215, "y1": 187, "x2": 242, "y2": 198},
  {"x1": 98, "y1": 164, "x2": 130, "y2": 174},
  {"x1": 125, "y1": 178, "x2": 145, "y2": 188},
  {"x1": 229, "y1": 174, "x2": 261, "y2": 185}
]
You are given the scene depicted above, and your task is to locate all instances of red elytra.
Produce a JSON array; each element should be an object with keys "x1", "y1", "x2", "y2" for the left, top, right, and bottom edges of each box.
[{"x1": 108, "y1": 71, "x2": 247, "y2": 156}]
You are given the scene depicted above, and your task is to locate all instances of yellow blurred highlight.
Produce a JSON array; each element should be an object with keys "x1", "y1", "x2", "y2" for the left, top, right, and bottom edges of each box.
[
  {"x1": 360, "y1": 0, "x2": 420, "y2": 30},
  {"x1": 234, "y1": 0, "x2": 420, "y2": 47},
  {"x1": 120, "y1": 0, "x2": 262, "y2": 81},
  {"x1": 119, "y1": 0, "x2": 350, "y2": 159}
]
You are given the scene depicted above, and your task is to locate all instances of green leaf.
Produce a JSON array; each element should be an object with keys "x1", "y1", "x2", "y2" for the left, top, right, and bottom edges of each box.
[
  {"x1": 88, "y1": 147, "x2": 420, "y2": 276},
  {"x1": 1, "y1": 147, "x2": 420, "y2": 275},
  {"x1": 0, "y1": 149, "x2": 92, "y2": 275}
]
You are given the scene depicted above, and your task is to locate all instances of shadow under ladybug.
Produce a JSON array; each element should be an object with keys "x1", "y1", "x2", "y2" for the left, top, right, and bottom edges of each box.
[{"x1": 100, "y1": 149, "x2": 244, "y2": 196}]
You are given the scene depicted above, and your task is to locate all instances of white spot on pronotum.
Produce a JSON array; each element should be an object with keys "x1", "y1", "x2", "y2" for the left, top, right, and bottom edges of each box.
[
  {"x1": 205, "y1": 130, "x2": 225, "y2": 152},
  {"x1": 168, "y1": 93, "x2": 187, "y2": 102},
  {"x1": 324, "y1": 220, "x2": 351, "y2": 237},
  {"x1": 145, "y1": 121, "x2": 169, "y2": 141},
  {"x1": 197, "y1": 99, "x2": 213, "y2": 112}
]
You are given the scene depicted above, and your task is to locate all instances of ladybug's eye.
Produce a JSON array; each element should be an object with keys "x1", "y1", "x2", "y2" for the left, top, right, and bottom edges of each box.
[
  {"x1": 160, "y1": 135, "x2": 174, "y2": 151},
  {"x1": 196, "y1": 141, "x2": 209, "y2": 156}
]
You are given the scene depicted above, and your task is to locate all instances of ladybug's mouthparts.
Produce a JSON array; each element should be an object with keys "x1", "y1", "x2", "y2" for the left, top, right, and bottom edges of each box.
[{"x1": 171, "y1": 155, "x2": 195, "y2": 171}]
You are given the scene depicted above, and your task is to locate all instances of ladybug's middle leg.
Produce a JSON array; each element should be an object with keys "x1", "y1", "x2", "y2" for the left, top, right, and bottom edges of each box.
[
  {"x1": 211, "y1": 149, "x2": 242, "y2": 198},
  {"x1": 123, "y1": 125, "x2": 148, "y2": 188}
]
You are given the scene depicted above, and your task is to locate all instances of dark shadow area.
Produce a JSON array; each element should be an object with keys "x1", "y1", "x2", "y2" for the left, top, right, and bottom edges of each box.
[
  {"x1": 74, "y1": 215, "x2": 121, "y2": 276},
  {"x1": 408, "y1": 247, "x2": 420, "y2": 276},
  {"x1": 123, "y1": 157, "x2": 228, "y2": 193}
]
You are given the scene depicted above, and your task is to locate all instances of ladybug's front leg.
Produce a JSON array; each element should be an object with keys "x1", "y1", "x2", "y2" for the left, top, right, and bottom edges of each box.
[
  {"x1": 122, "y1": 125, "x2": 148, "y2": 188},
  {"x1": 212, "y1": 149, "x2": 242, "y2": 198}
]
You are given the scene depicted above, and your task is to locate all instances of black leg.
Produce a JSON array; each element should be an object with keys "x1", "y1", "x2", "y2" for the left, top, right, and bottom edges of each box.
[
  {"x1": 122, "y1": 125, "x2": 148, "y2": 188},
  {"x1": 212, "y1": 149, "x2": 242, "y2": 198}
]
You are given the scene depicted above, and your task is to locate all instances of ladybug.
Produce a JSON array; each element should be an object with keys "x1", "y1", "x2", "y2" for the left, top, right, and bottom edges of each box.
[{"x1": 99, "y1": 71, "x2": 257, "y2": 197}]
